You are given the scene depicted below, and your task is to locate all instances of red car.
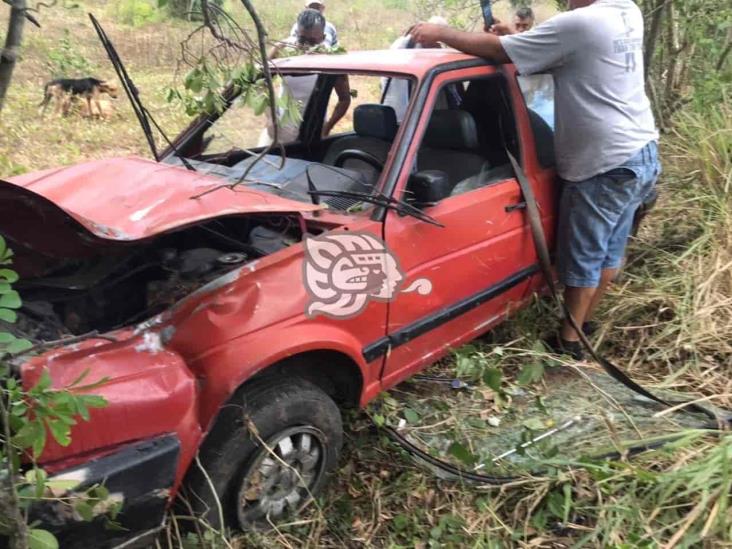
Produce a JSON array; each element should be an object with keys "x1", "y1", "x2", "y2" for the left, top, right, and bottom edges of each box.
[{"x1": 1, "y1": 49, "x2": 622, "y2": 546}]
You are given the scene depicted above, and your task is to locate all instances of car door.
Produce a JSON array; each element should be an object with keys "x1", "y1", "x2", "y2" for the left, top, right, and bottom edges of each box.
[{"x1": 375, "y1": 67, "x2": 548, "y2": 388}]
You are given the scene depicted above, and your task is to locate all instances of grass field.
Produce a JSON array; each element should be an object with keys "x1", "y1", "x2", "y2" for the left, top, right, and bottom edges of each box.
[{"x1": 1, "y1": 1, "x2": 731, "y2": 547}]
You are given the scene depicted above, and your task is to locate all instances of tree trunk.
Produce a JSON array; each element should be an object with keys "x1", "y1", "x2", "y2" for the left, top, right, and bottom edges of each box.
[
  {"x1": 0, "y1": 0, "x2": 27, "y2": 112},
  {"x1": 644, "y1": 0, "x2": 667, "y2": 79}
]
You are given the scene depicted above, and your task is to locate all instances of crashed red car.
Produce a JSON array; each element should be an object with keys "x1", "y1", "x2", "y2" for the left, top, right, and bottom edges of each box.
[{"x1": 1, "y1": 48, "x2": 652, "y2": 546}]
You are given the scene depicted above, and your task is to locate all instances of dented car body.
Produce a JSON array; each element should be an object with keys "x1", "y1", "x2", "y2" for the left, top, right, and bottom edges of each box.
[{"x1": 0, "y1": 49, "x2": 600, "y2": 546}]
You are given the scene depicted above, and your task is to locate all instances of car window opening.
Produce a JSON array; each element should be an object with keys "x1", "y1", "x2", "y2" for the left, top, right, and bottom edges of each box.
[
  {"x1": 403, "y1": 74, "x2": 521, "y2": 205},
  {"x1": 164, "y1": 72, "x2": 417, "y2": 214}
]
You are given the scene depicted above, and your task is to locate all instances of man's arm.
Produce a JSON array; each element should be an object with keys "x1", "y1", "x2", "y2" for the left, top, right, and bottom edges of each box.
[
  {"x1": 410, "y1": 23, "x2": 511, "y2": 63},
  {"x1": 323, "y1": 75, "x2": 351, "y2": 137}
]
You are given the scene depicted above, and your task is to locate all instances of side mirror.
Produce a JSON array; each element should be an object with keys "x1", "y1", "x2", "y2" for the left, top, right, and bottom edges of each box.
[{"x1": 407, "y1": 170, "x2": 451, "y2": 208}]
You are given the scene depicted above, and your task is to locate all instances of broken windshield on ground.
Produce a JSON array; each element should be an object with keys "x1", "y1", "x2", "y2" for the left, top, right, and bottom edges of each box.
[{"x1": 374, "y1": 339, "x2": 714, "y2": 478}]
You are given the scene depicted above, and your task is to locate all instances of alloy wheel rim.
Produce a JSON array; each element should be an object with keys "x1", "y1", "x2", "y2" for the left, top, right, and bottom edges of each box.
[{"x1": 237, "y1": 425, "x2": 326, "y2": 526}]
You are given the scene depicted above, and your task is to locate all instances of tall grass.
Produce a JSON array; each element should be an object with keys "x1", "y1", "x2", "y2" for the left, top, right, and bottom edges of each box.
[{"x1": 602, "y1": 103, "x2": 732, "y2": 406}]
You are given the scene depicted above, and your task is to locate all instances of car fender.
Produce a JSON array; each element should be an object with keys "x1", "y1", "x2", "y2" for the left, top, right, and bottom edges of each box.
[{"x1": 190, "y1": 320, "x2": 376, "y2": 432}]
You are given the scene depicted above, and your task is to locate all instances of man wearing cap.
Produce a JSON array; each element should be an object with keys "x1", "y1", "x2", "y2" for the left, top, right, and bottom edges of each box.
[
  {"x1": 409, "y1": 0, "x2": 660, "y2": 360},
  {"x1": 290, "y1": 0, "x2": 338, "y2": 48},
  {"x1": 261, "y1": 9, "x2": 350, "y2": 146}
]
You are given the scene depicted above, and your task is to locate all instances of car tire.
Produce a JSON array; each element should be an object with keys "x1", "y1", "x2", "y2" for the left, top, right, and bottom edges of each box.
[{"x1": 182, "y1": 377, "x2": 343, "y2": 532}]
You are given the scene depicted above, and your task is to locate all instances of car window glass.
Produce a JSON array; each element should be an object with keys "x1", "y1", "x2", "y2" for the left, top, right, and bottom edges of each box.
[
  {"x1": 518, "y1": 74, "x2": 555, "y2": 130},
  {"x1": 326, "y1": 75, "x2": 415, "y2": 136},
  {"x1": 405, "y1": 75, "x2": 518, "y2": 203},
  {"x1": 517, "y1": 74, "x2": 556, "y2": 169},
  {"x1": 200, "y1": 74, "x2": 315, "y2": 155}
]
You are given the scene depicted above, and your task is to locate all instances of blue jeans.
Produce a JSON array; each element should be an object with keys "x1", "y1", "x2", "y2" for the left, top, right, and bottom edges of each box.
[{"x1": 556, "y1": 141, "x2": 661, "y2": 288}]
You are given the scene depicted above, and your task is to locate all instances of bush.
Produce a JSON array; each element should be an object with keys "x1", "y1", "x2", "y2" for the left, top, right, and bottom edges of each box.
[
  {"x1": 113, "y1": 0, "x2": 162, "y2": 26},
  {"x1": 46, "y1": 30, "x2": 93, "y2": 79},
  {"x1": 164, "y1": 0, "x2": 225, "y2": 21}
]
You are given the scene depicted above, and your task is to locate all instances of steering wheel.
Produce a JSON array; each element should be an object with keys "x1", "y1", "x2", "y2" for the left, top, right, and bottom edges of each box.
[{"x1": 333, "y1": 149, "x2": 384, "y2": 171}]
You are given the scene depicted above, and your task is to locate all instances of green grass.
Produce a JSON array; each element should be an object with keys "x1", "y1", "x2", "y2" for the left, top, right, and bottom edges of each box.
[{"x1": 1, "y1": 1, "x2": 731, "y2": 547}]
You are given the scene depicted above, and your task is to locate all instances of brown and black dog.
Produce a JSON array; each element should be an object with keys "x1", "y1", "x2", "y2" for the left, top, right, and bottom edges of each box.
[{"x1": 39, "y1": 77, "x2": 119, "y2": 118}]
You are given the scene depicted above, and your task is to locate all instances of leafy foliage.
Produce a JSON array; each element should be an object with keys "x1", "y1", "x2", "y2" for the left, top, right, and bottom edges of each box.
[
  {"x1": 113, "y1": 0, "x2": 163, "y2": 27},
  {"x1": 45, "y1": 30, "x2": 93, "y2": 79},
  {"x1": 0, "y1": 236, "x2": 112, "y2": 547},
  {"x1": 161, "y1": 0, "x2": 224, "y2": 21}
]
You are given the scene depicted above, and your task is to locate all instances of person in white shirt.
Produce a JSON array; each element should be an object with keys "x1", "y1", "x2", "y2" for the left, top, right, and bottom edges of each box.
[
  {"x1": 381, "y1": 16, "x2": 449, "y2": 123},
  {"x1": 260, "y1": 9, "x2": 350, "y2": 146},
  {"x1": 289, "y1": 0, "x2": 338, "y2": 48},
  {"x1": 410, "y1": 1, "x2": 660, "y2": 360}
]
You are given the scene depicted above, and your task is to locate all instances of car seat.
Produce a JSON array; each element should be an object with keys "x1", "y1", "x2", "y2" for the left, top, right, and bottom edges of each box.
[
  {"x1": 416, "y1": 110, "x2": 490, "y2": 188},
  {"x1": 323, "y1": 104, "x2": 398, "y2": 182}
]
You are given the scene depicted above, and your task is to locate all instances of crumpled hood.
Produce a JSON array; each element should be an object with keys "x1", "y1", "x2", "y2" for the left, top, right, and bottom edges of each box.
[{"x1": 4, "y1": 156, "x2": 321, "y2": 241}]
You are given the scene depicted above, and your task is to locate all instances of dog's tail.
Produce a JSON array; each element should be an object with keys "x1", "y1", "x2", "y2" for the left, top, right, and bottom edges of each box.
[{"x1": 38, "y1": 81, "x2": 52, "y2": 107}]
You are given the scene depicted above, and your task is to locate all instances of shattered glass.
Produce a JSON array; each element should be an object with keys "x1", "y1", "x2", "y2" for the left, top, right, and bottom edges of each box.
[{"x1": 376, "y1": 348, "x2": 715, "y2": 478}]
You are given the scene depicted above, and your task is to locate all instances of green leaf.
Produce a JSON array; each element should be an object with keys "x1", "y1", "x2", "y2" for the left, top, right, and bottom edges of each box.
[
  {"x1": 30, "y1": 467, "x2": 47, "y2": 498},
  {"x1": 80, "y1": 395, "x2": 108, "y2": 409},
  {"x1": 372, "y1": 414, "x2": 385, "y2": 427},
  {"x1": 28, "y1": 529, "x2": 59, "y2": 549},
  {"x1": 74, "y1": 501, "x2": 95, "y2": 522},
  {"x1": 7, "y1": 338, "x2": 32, "y2": 354},
  {"x1": 157, "y1": 0, "x2": 168, "y2": 6},
  {"x1": 249, "y1": 92, "x2": 268, "y2": 116},
  {"x1": 447, "y1": 442, "x2": 478, "y2": 466},
  {"x1": 32, "y1": 423, "x2": 47, "y2": 458},
  {"x1": 91, "y1": 484, "x2": 110, "y2": 501},
  {"x1": 45, "y1": 478, "x2": 81, "y2": 494},
  {"x1": 33, "y1": 369, "x2": 53, "y2": 392},
  {"x1": 46, "y1": 419, "x2": 71, "y2": 447},
  {"x1": 522, "y1": 417, "x2": 545, "y2": 431},
  {"x1": 185, "y1": 68, "x2": 204, "y2": 93},
  {"x1": 393, "y1": 513, "x2": 409, "y2": 531},
  {"x1": 482, "y1": 367, "x2": 502, "y2": 392},
  {"x1": 67, "y1": 369, "x2": 90, "y2": 388},
  {"x1": 0, "y1": 307, "x2": 17, "y2": 323},
  {"x1": 0, "y1": 281, "x2": 11, "y2": 293},
  {"x1": 13, "y1": 420, "x2": 42, "y2": 450},
  {"x1": 404, "y1": 408, "x2": 420, "y2": 424},
  {"x1": 517, "y1": 361, "x2": 544, "y2": 386},
  {"x1": 0, "y1": 290, "x2": 21, "y2": 309}
]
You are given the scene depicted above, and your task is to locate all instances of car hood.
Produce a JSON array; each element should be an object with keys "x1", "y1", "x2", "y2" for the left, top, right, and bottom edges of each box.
[{"x1": 3, "y1": 156, "x2": 322, "y2": 241}]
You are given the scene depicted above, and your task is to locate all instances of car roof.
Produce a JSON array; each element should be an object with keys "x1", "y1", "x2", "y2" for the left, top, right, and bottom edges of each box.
[{"x1": 273, "y1": 48, "x2": 494, "y2": 78}]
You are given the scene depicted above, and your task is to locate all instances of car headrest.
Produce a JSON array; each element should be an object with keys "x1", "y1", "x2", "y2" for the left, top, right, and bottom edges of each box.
[
  {"x1": 423, "y1": 110, "x2": 480, "y2": 150},
  {"x1": 354, "y1": 104, "x2": 398, "y2": 141}
]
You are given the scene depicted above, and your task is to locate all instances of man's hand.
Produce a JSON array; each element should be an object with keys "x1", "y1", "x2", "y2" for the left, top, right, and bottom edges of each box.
[
  {"x1": 408, "y1": 21, "x2": 511, "y2": 64},
  {"x1": 486, "y1": 18, "x2": 514, "y2": 36},
  {"x1": 409, "y1": 23, "x2": 447, "y2": 47}
]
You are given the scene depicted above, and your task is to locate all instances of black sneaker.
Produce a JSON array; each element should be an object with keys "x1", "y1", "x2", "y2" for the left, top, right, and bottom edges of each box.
[
  {"x1": 582, "y1": 321, "x2": 598, "y2": 336},
  {"x1": 543, "y1": 334, "x2": 585, "y2": 361}
]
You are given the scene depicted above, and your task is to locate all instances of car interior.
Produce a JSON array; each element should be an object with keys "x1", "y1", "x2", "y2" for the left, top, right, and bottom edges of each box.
[{"x1": 169, "y1": 71, "x2": 550, "y2": 212}]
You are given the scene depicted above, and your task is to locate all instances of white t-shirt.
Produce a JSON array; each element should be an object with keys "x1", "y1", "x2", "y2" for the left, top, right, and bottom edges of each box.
[
  {"x1": 500, "y1": 0, "x2": 658, "y2": 181},
  {"x1": 289, "y1": 20, "x2": 338, "y2": 47},
  {"x1": 258, "y1": 73, "x2": 319, "y2": 146},
  {"x1": 380, "y1": 36, "x2": 413, "y2": 123},
  {"x1": 380, "y1": 36, "x2": 451, "y2": 123}
]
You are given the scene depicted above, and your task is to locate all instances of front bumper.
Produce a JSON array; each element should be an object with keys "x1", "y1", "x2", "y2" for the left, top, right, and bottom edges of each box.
[{"x1": 20, "y1": 435, "x2": 180, "y2": 549}]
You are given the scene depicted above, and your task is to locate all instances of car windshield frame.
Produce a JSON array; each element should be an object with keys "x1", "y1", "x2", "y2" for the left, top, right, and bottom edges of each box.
[{"x1": 160, "y1": 68, "x2": 420, "y2": 209}]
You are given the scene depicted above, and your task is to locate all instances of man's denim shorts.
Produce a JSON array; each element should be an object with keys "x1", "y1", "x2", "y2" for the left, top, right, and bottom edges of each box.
[{"x1": 556, "y1": 141, "x2": 661, "y2": 288}]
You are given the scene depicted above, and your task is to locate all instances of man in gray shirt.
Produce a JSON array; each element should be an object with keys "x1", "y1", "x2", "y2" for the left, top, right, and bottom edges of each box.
[{"x1": 411, "y1": 0, "x2": 660, "y2": 359}]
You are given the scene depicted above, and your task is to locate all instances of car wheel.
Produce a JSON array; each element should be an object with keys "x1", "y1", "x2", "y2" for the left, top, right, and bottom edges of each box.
[{"x1": 183, "y1": 377, "x2": 343, "y2": 531}]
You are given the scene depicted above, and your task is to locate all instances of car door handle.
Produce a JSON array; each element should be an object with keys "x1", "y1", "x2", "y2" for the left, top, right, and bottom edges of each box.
[{"x1": 505, "y1": 201, "x2": 527, "y2": 213}]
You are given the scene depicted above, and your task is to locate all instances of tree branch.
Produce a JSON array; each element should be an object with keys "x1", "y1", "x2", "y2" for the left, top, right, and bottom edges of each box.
[{"x1": 237, "y1": 0, "x2": 286, "y2": 182}]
